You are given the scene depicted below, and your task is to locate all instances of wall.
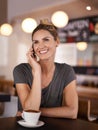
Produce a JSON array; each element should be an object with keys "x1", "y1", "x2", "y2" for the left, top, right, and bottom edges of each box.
[
  {"x1": 0, "y1": 0, "x2": 7, "y2": 25},
  {"x1": 7, "y1": 0, "x2": 73, "y2": 21},
  {"x1": 55, "y1": 44, "x2": 77, "y2": 66},
  {"x1": 0, "y1": 23, "x2": 31, "y2": 80}
]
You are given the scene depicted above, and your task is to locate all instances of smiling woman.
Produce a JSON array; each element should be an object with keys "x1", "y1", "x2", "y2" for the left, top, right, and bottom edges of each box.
[{"x1": 13, "y1": 19, "x2": 78, "y2": 119}]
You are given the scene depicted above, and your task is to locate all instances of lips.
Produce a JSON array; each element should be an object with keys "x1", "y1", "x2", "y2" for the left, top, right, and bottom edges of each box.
[{"x1": 39, "y1": 49, "x2": 48, "y2": 54}]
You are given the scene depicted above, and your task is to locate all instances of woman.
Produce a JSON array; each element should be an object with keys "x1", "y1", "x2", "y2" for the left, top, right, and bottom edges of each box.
[{"x1": 13, "y1": 20, "x2": 78, "y2": 119}]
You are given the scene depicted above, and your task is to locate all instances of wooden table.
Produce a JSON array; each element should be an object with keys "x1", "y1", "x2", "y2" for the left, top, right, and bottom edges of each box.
[{"x1": 0, "y1": 116, "x2": 98, "y2": 130}]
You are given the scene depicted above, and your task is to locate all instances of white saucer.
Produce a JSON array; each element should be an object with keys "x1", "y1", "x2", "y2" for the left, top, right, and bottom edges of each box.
[{"x1": 17, "y1": 119, "x2": 45, "y2": 128}]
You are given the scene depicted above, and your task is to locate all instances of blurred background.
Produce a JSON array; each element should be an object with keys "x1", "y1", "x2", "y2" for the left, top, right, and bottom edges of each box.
[
  {"x1": 0, "y1": 0, "x2": 98, "y2": 80},
  {"x1": 0, "y1": 0, "x2": 98, "y2": 79}
]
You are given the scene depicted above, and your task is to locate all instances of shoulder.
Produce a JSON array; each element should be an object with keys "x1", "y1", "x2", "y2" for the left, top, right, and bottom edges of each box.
[
  {"x1": 13, "y1": 63, "x2": 31, "y2": 73},
  {"x1": 55, "y1": 62, "x2": 73, "y2": 71},
  {"x1": 55, "y1": 62, "x2": 75, "y2": 78},
  {"x1": 55, "y1": 63, "x2": 76, "y2": 87},
  {"x1": 14, "y1": 63, "x2": 30, "y2": 69}
]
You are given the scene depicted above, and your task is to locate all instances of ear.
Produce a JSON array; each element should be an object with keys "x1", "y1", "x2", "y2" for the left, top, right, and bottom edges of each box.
[{"x1": 56, "y1": 37, "x2": 60, "y2": 47}]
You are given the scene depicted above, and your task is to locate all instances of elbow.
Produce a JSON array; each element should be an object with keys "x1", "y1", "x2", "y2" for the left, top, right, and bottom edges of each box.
[
  {"x1": 71, "y1": 113, "x2": 78, "y2": 119},
  {"x1": 71, "y1": 99, "x2": 79, "y2": 119},
  {"x1": 71, "y1": 107, "x2": 78, "y2": 119}
]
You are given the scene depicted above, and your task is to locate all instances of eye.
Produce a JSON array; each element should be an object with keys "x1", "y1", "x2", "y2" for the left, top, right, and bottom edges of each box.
[
  {"x1": 43, "y1": 38, "x2": 50, "y2": 42},
  {"x1": 32, "y1": 40, "x2": 39, "y2": 44}
]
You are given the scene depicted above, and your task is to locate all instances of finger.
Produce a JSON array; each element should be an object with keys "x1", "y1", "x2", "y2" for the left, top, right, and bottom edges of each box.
[{"x1": 26, "y1": 48, "x2": 33, "y2": 56}]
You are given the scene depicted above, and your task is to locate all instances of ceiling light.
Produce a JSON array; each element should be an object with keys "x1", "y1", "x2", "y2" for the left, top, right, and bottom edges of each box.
[
  {"x1": 51, "y1": 11, "x2": 69, "y2": 28},
  {"x1": 0, "y1": 23, "x2": 13, "y2": 36},
  {"x1": 86, "y1": 6, "x2": 91, "y2": 11},
  {"x1": 21, "y1": 18, "x2": 37, "y2": 33},
  {"x1": 76, "y1": 42, "x2": 88, "y2": 51}
]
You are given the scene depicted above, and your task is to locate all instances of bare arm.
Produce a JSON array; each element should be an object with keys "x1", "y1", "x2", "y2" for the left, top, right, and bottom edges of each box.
[
  {"x1": 16, "y1": 71, "x2": 41, "y2": 111},
  {"x1": 40, "y1": 80, "x2": 78, "y2": 119},
  {"x1": 16, "y1": 48, "x2": 42, "y2": 111}
]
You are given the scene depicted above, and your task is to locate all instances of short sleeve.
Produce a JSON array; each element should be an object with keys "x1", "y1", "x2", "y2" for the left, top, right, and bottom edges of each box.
[
  {"x1": 63, "y1": 64, "x2": 76, "y2": 87},
  {"x1": 13, "y1": 64, "x2": 28, "y2": 87}
]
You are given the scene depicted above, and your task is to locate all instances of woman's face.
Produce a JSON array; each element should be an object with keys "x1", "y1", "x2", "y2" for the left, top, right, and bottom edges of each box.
[{"x1": 32, "y1": 29, "x2": 59, "y2": 61}]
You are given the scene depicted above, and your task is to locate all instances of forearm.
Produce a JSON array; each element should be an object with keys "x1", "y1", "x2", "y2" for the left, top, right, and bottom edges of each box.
[
  {"x1": 40, "y1": 106, "x2": 78, "y2": 119},
  {"x1": 24, "y1": 71, "x2": 42, "y2": 110}
]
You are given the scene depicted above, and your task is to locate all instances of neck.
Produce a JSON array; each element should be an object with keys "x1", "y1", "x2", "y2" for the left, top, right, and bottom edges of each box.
[{"x1": 39, "y1": 60, "x2": 55, "y2": 74}]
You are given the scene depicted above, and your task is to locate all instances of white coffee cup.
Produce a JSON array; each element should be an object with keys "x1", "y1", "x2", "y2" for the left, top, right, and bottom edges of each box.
[{"x1": 22, "y1": 109, "x2": 41, "y2": 125}]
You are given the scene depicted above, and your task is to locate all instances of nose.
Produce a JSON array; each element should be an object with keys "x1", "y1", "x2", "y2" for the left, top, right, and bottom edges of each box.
[{"x1": 38, "y1": 41, "x2": 45, "y2": 49}]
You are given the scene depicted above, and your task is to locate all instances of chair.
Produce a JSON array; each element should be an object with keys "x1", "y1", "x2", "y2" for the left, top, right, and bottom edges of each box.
[
  {"x1": 78, "y1": 98, "x2": 90, "y2": 120},
  {"x1": 78, "y1": 98, "x2": 97, "y2": 121}
]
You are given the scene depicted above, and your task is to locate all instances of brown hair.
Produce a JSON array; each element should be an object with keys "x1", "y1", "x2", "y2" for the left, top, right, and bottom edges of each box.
[{"x1": 32, "y1": 19, "x2": 58, "y2": 41}]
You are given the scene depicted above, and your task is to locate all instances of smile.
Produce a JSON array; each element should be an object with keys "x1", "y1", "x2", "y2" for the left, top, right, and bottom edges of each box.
[{"x1": 39, "y1": 49, "x2": 48, "y2": 54}]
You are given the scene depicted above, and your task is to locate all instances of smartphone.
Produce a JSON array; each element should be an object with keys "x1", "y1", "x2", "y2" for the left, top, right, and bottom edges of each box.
[{"x1": 32, "y1": 44, "x2": 36, "y2": 58}]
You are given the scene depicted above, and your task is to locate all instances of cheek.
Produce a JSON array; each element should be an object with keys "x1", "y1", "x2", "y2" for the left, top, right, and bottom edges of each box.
[
  {"x1": 51, "y1": 42, "x2": 58, "y2": 48},
  {"x1": 50, "y1": 44, "x2": 57, "y2": 53},
  {"x1": 33, "y1": 45, "x2": 38, "y2": 52}
]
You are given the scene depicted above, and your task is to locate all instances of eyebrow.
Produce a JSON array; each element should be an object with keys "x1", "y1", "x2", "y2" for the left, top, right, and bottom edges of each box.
[
  {"x1": 43, "y1": 36, "x2": 52, "y2": 39},
  {"x1": 32, "y1": 36, "x2": 52, "y2": 41}
]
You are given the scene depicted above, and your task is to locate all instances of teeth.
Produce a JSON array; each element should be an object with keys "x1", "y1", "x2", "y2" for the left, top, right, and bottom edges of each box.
[{"x1": 39, "y1": 50, "x2": 48, "y2": 54}]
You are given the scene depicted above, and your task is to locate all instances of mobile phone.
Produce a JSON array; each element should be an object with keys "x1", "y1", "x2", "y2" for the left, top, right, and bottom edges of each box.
[{"x1": 32, "y1": 44, "x2": 36, "y2": 58}]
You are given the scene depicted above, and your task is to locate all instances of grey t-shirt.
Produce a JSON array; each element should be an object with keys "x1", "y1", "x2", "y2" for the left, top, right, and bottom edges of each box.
[{"x1": 13, "y1": 62, "x2": 76, "y2": 111}]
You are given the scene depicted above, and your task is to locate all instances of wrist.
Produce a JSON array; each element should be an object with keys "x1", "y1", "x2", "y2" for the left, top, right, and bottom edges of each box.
[{"x1": 32, "y1": 69, "x2": 41, "y2": 76}]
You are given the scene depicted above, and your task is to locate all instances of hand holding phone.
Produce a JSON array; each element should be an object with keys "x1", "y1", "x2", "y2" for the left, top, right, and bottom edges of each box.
[
  {"x1": 27, "y1": 45, "x2": 41, "y2": 73},
  {"x1": 32, "y1": 49, "x2": 36, "y2": 58},
  {"x1": 32, "y1": 44, "x2": 36, "y2": 59}
]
